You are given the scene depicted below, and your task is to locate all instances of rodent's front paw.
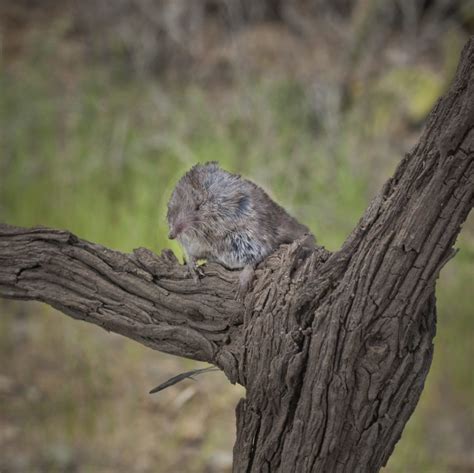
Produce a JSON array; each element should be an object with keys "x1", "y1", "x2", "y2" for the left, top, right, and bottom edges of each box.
[
  {"x1": 187, "y1": 263, "x2": 205, "y2": 282},
  {"x1": 235, "y1": 265, "x2": 255, "y2": 301}
]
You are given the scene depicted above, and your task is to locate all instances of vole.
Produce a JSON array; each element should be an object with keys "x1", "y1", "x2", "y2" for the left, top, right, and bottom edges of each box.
[
  {"x1": 150, "y1": 162, "x2": 315, "y2": 394},
  {"x1": 167, "y1": 162, "x2": 315, "y2": 296}
]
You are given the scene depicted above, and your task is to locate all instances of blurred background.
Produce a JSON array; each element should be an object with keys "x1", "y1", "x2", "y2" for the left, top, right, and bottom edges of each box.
[{"x1": 0, "y1": 0, "x2": 473, "y2": 471}]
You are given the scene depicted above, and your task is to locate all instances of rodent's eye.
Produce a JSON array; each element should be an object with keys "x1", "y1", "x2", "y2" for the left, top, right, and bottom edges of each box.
[{"x1": 194, "y1": 202, "x2": 202, "y2": 211}]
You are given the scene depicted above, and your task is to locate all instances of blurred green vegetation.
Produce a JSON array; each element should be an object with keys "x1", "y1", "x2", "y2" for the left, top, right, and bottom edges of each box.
[{"x1": 0, "y1": 17, "x2": 473, "y2": 473}]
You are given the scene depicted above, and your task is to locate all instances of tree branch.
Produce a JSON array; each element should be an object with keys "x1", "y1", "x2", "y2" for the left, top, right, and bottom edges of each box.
[{"x1": 0, "y1": 225, "x2": 244, "y2": 375}]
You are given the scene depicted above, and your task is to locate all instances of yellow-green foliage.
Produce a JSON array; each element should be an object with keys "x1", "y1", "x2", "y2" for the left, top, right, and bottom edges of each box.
[{"x1": 374, "y1": 67, "x2": 444, "y2": 124}]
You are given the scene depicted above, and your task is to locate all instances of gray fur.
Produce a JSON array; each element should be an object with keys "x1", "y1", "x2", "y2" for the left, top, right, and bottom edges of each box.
[{"x1": 167, "y1": 162, "x2": 315, "y2": 272}]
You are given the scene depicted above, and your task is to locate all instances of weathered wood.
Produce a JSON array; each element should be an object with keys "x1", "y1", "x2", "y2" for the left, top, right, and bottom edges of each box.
[
  {"x1": 0, "y1": 226, "x2": 243, "y2": 373},
  {"x1": 1, "y1": 37, "x2": 473, "y2": 473}
]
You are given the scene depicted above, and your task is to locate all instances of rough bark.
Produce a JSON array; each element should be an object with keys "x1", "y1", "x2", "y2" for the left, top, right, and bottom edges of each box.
[{"x1": 1, "y1": 38, "x2": 473, "y2": 473}]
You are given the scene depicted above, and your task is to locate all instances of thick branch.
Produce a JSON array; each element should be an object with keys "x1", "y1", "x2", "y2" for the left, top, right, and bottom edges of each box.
[{"x1": 0, "y1": 225, "x2": 243, "y2": 375}]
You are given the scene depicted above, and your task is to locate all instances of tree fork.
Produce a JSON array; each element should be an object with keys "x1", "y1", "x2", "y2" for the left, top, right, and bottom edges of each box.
[{"x1": 1, "y1": 38, "x2": 473, "y2": 473}]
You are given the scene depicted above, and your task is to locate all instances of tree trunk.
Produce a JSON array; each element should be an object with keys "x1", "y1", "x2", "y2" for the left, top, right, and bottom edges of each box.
[{"x1": 1, "y1": 38, "x2": 473, "y2": 473}]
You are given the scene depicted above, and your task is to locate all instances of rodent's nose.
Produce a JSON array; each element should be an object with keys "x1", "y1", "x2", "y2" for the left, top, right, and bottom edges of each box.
[{"x1": 168, "y1": 230, "x2": 176, "y2": 240}]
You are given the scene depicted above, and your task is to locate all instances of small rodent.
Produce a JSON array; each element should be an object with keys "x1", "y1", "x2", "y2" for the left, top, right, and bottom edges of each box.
[{"x1": 167, "y1": 162, "x2": 315, "y2": 296}]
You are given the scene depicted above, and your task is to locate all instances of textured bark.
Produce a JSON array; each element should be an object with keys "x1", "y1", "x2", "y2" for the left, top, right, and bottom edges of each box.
[{"x1": 1, "y1": 38, "x2": 473, "y2": 473}]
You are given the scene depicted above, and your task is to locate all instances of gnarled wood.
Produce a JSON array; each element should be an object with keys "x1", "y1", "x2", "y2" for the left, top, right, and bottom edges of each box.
[
  {"x1": 1, "y1": 37, "x2": 473, "y2": 473},
  {"x1": 0, "y1": 225, "x2": 243, "y2": 377}
]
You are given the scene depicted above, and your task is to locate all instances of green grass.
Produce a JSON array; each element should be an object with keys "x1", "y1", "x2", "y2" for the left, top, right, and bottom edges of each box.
[{"x1": 0, "y1": 37, "x2": 472, "y2": 472}]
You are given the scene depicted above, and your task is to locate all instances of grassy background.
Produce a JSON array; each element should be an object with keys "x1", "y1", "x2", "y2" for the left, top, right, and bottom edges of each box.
[{"x1": 0, "y1": 8, "x2": 473, "y2": 472}]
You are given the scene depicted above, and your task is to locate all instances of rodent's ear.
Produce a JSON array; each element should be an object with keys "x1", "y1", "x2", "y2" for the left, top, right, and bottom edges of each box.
[{"x1": 237, "y1": 195, "x2": 250, "y2": 214}]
